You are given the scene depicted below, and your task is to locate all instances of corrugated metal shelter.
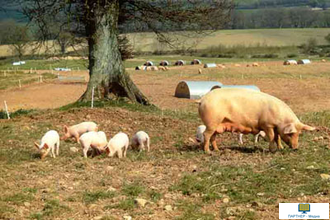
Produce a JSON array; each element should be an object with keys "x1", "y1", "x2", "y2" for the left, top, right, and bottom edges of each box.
[
  {"x1": 283, "y1": 60, "x2": 297, "y2": 65},
  {"x1": 55, "y1": 68, "x2": 71, "y2": 71},
  {"x1": 297, "y1": 59, "x2": 311, "y2": 65},
  {"x1": 191, "y1": 59, "x2": 202, "y2": 65},
  {"x1": 144, "y1": 61, "x2": 154, "y2": 66},
  {"x1": 213, "y1": 85, "x2": 260, "y2": 91},
  {"x1": 159, "y1": 60, "x2": 170, "y2": 66},
  {"x1": 175, "y1": 60, "x2": 185, "y2": 66},
  {"x1": 13, "y1": 61, "x2": 26, "y2": 66},
  {"x1": 175, "y1": 81, "x2": 261, "y2": 99},
  {"x1": 135, "y1": 66, "x2": 147, "y2": 70},
  {"x1": 204, "y1": 63, "x2": 217, "y2": 68},
  {"x1": 175, "y1": 81, "x2": 223, "y2": 99}
]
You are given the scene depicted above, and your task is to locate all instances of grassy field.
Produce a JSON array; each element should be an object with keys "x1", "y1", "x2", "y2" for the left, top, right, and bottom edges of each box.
[
  {"x1": 0, "y1": 28, "x2": 330, "y2": 58},
  {"x1": 0, "y1": 59, "x2": 88, "y2": 71},
  {"x1": 0, "y1": 46, "x2": 329, "y2": 218},
  {"x1": 127, "y1": 28, "x2": 330, "y2": 52},
  {"x1": 0, "y1": 54, "x2": 326, "y2": 71},
  {"x1": 0, "y1": 102, "x2": 329, "y2": 219},
  {"x1": 0, "y1": 71, "x2": 56, "y2": 90}
]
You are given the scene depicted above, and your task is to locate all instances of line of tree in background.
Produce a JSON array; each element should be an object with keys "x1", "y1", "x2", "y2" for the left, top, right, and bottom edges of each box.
[
  {"x1": 2, "y1": 2, "x2": 330, "y2": 31},
  {"x1": 231, "y1": 8, "x2": 330, "y2": 29},
  {"x1": 119, "y1": 7, "x2": 330, "y2": 32},
  {"x1": 235, "y1": 0, "x2": 330, "y2": 9}
]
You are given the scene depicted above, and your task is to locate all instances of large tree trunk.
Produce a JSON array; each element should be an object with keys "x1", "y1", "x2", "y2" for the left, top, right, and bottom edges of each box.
[{"x1": 79, "y1": 0, "x2": 150, "y2": 105}]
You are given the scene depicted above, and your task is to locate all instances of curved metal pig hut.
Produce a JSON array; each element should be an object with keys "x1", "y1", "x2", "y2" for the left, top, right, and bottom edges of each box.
[
  {"x1": 213, "y1": 85, "x2": 260, "y2": 91},
  {"x1": 175, "y1": 81, "x2": 260, "y2": 99},
  {"x1": 175, "y1": 81, "x2": 223, "y2": 99},
  {"x1": 297, "y1": 59, "x2": 311, "y2": 65},
  {"x1": 159, "y1": 60, "x2": 170, "y2": 66}
]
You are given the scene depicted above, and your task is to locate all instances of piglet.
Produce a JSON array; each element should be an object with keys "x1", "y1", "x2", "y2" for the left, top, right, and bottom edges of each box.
[
  {"x1": 238, "y1": 131, "x2": 267, "y2": 145},
  {"x1": 196, "y1": 125, "x2": 206, "y2": 143},
  {"x1": 106, "y1": 132, "x2": 129, "y2": 158},
  {"x1": 34, "y1": 130, "x2": 60, "y2": 160},
  {"x1": 61, "y1": 122, "x2": 98, "y2": 143},
  {"x1": 131, "y1": 131, "x2": 150, "y2": 152},
  {"x1": 79, "y1": 131, "x2": 107, "y2": 158}
]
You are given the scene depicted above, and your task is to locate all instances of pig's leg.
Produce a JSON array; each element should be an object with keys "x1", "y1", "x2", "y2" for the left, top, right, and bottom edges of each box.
[
  {"x1": 74, "y1": 133, "x2": 80, "y2": 143},
  {"x1": 203, "y1": 128, "x2": 215, "y2": 154},
  {"x1": 82, "y1": 145, "x2": 89, "y2": 158},
  {"x1": 274, "y1": 132, "x2": 284, "y2": 150},
  {"x1": 140, "y1": 142, "x2": 145, "y2": 152},
  {"x1": 254, "y1": 133, "x2": 260, "y2": 144},
  {"x1": 56, "y1": 141, "x2": 60, "y2": 156},
  {"x1": 117, "y1": 149, "x2": 123, "y2": 158},
  {"x1": 51, "y1": 146, "x2": 55, "y2": 158},
  {"x1": 210, "y1": 133, "x2": 219, "y2": 151},
  {"x1": 264, "y1": 128, "x2": 276, "y2": 152},
  {"x1": 239, "y1": 133, "x2": 244, "y2": 145},
  {"x1": 123, "y1": 145, "x2": 128, "y2": 158},
  {"x1": 146, "y1": 138, "x2": 150, "y2": 152}
]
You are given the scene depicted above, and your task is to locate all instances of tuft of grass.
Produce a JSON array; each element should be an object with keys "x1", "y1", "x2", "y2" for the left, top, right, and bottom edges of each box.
[
  {"x1": 30, "y1": 199, "x2": 70, "y2": 219},
  {"x1": 176, "y1": 201, "x2": 215, "y2": 220},
  {"x1": 42, "y1": 199, "x2": 70, "y2": 216},
  {"x1": 83, "y1": 190, "x2": 116, "y2": 204},
  {"x1": 127, "y1": 150, "x2": 149, "y2": 162},
  {"x1": 122, "y1": 182, "x2": 145, "y2": 197},
  {"x1": 148, "y1": 190, "x2": 162, "y2": 202},
  {"x1": 22, "y1": 187, "x2": 38, "y2": 194},
  {"x1": 3, "y1": 193, "x2": 34, "y2": 205},
  {"x1": 29, "y1": 212, "x2": 43, "y2": 220},
  {"x1": 105, "y1": 198, "x2": 136, "y2": 211}
]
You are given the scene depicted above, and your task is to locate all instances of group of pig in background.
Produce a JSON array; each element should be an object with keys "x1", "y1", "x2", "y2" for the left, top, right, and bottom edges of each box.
[
  {"x1": 34, "y1": 122, "x2": 150, "y2": 159},
  {"x1": 35, "y1": 88, "x2": 316, "y2": 159}
]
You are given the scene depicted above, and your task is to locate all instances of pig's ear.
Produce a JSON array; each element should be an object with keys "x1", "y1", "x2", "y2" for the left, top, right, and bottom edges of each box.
[
  {"x1": 43, "y1": 143, "x2": 49, "y2": 149},
  {"x1": 284, "y1": 123, "x2": 297, "y2": 134},
  {"x1": 64, "y1": 125, "x2": 68, "y2": 133},
  {"x1": 301, "y1": 124, "x2": 315, "y2": 131},
  {"x1": 34, "y1": 142, "x2": 40, "y2": 149}
]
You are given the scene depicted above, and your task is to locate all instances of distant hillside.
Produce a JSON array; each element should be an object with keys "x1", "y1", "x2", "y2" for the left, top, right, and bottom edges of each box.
[
  {"x1": 235, "y1": 0, "x2": 330, "y2": 9},
  {"x1": 1, "y1": 0, "x2": 330, "y2": 29},
  {"x1": 0, "y1": 1, "x2": 26, "y2": 23}
]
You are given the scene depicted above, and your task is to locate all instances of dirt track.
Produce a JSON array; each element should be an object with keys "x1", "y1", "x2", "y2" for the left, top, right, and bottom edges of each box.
[
  {"x1": 0, "y1": 82, "x2": 86, "y2": 110},
  {"x1": 1, "y1": 61, "x2": 330, "y2": 113}
]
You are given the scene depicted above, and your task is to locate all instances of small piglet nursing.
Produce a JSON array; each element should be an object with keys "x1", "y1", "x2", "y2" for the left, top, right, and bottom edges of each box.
[
  {"x1": 79, "y1": 131, "x2": 107, "y2": 158},
  {"x1": 131, "y1": 131, "x2": 150, "y2": 152},
  {"x1": 238, "y1": 131, "x2": 267, "y2": 145},
  {"x1": 34, "y1": 130, "x2": 60, "y2": 159},
  {"x1": 196, "y1": 125, "x2": 206, "y2": 143},
  {"x1": 61, "y1": 122, "x2": 98, "y2": 143},
  {"x1": 106, "y1": 132, "x2": 129, "y2": 158},
  {"x1": 197, "y1": 125, "x2": 267, "y2": 146},
  {"x1": 198, "y1": 88, "x2": 315, "y2": 153}
]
